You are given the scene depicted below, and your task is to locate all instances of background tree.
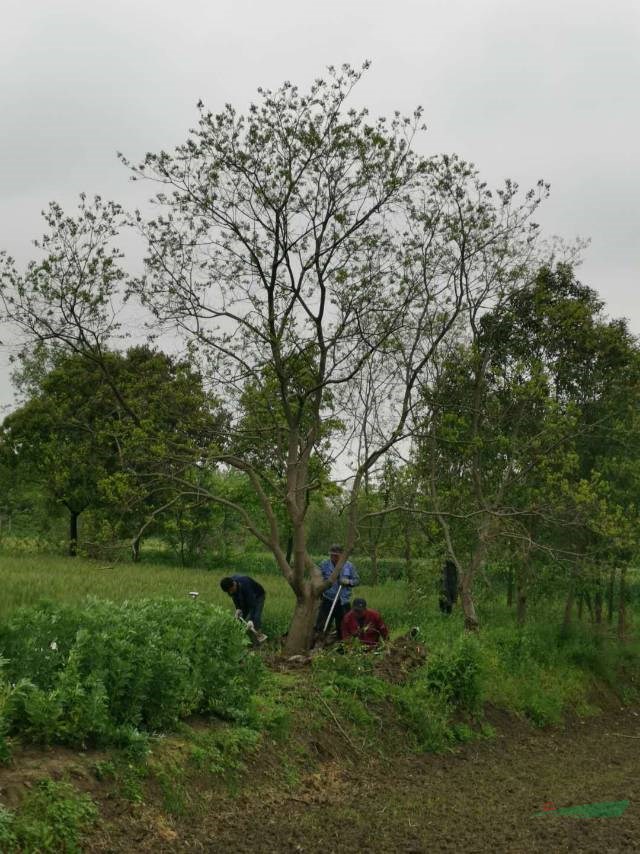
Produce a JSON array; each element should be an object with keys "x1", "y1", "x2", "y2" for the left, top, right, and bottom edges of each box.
[
  {"x1": 1, "y1": 346, "x2": 225, "y2": 558},
  {"x1": 415, "y1": 264, "x2": 640, "y2": 630}
]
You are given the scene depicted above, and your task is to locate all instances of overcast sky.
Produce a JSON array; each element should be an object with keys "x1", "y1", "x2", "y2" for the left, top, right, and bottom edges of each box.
[{"x1": 1, "y1": 0, "x2": 638, "y2": 410}]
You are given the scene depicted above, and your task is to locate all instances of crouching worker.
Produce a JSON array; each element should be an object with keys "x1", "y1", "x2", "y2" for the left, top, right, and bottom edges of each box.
[
  {"x1": 220, "y1": 575, "x2": 267, "y2": 643},
  {"x1": 341, "y1": 598, "x2": 389, "y2": 648}
]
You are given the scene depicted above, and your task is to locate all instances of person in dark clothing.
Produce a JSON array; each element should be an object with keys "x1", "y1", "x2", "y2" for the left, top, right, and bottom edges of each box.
[
  {"x1": 341, "y1": 598, "x2": 389, "y2": 648},
  {"x1": 439, "y1": 559, "x2": 459, "y2": 614},
  {"x1": 220, "y1": 575, "x2": 267, "y2": 641}
]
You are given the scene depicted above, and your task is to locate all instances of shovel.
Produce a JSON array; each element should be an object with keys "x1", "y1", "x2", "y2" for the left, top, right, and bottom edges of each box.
[
  {"x1": 236, "y1": 611, "x2": 267, "y2": 645},
  {"x1": 322, "y1": 584, "x2": 343, "y2": 635}
]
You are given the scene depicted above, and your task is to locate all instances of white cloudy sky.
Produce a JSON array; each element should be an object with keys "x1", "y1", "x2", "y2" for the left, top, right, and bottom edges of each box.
[{"x1": 1, "y1": 0, "x2": 638, "y2": 409}]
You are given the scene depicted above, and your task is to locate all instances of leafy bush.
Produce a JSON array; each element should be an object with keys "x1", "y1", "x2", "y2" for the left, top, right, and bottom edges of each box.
[
  {"x1": 425, "y1": 634, "x2": 483, "y2": 713},
  {"x1": 394, "y1": 681, "x2": 457, "y2": 752},
  {"x1": 0, "y1": 598, "x2": 263, "y2": 748}
]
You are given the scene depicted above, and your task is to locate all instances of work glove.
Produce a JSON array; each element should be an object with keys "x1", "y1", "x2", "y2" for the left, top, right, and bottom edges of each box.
[{"x1": 234, "y1": 609, "x2": 243, "y2": 619}]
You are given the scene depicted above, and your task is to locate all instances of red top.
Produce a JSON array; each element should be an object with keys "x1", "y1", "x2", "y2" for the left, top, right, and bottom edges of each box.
[{"x1": 341, "y1": 608, "x2": 389, "y2": 646}]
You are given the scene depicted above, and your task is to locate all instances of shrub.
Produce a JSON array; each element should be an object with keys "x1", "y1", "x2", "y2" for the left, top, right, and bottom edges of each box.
[
  {"x1": 394, "y1": 682, "x2": 456, "y2": 752},
  {"x1": 425, "y1": 634, "x2": 483, "y2": 713},
  {"x1": 0, "y1": 598, "x2": 263, "y2": 748}
]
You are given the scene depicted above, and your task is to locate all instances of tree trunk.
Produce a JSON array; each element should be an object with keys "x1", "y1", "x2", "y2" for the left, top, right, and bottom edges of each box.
[
  {"x1": 516, "y1": 587, "x2": 527, "y2": 627},
  {"x1": 607, "y1": 567, "x2": 616, "y2": 624},
  {"x1": 286, "y1": 533, "x2": 294, "y2": 565},
  {"x1": 594, "y1": 579, "x2": 603, "y2": 627},
  {"x1": 460, "y1": 524, "x2": 491, "y2": 631},
  {"x1": 283, "y1": 591, "x2": 320, "y2": 656},
  {"x1": 69, "y1": 510, "x2": 79, "y2": 557},
  {"x1": 584, "y1": 591, "x2": 593, "y2": 620},
  {"x1": 506, "y1": 566, "x2": 514, "y2": 608},
  {"x1": 403, "y1": 529, "x2": 413, "y2": 584},
  {"x1": 460, "y1": 572, "x2": 479, "y2": 631},
  {"x1": 618, "y1": 566, "x2": 627, "y2": 641},
  {"x1": 577, "y1": 594, "x2": 584, "y2": 621},
  {"x1": 131, "y1": 535, "x2": 141, "y2": 563},
  {"x1": 515, "y1": 556, "x2": 529, "y2": 627},
  {"x1": 370, "y1": 543, "x2": 379, "y2": 586},
  {"x1": 221, "y1": 507, "x2": 228, "y2": 561},
  {"x1": 562, "y1": 584, "x2": 575, "y2": 631}
]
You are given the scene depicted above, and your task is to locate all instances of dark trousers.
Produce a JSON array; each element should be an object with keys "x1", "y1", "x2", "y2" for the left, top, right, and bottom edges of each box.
[
  {"x1": 246, "y1": 595, "x2": 265, "y2": 630},
  {"x1": 316, "y1": 596, "x2": 349, "y2": 635},
  {"x1": 439, "y1": 595, "x2": 453, "y2": 615}
]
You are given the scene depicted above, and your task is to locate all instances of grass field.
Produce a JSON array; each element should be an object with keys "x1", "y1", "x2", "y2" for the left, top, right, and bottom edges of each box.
[
  {"x1": 0, "y1": 550, "x2": 412, "y2": 640},
  {"x1": 2, "y1": 547, "x2": 640, "y2": 852}
]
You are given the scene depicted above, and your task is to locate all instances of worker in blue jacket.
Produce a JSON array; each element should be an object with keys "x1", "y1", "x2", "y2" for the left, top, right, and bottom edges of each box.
[{"x1": 315, "y1": 544, "x2": 359, "y2": 636}]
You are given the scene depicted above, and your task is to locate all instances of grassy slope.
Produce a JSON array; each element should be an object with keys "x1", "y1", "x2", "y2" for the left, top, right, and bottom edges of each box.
[{"x1": 2, "y1": 549, "x2": 640, "y2": 851}]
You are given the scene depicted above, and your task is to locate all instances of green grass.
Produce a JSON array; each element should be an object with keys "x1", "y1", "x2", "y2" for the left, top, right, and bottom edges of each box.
[
  {"x1": 0, "y1": 779, "x2": 97, "y2": 853},
  {"x1": 2, "y1": 548, "x2": 639, "y2": 733},
  {"x1": 0, "y1": 550, "x2": 412, "y2": 640}
]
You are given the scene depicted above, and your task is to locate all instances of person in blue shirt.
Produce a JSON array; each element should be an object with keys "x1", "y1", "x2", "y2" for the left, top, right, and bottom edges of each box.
[{"x1": 315, "y1": 544, "x2": 359, "y2": 637}]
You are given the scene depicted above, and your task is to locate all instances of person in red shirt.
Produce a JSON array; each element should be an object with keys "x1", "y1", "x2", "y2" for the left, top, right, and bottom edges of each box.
[{"x1": 341, "y1": 598, "x2": 389, "y2": 648}]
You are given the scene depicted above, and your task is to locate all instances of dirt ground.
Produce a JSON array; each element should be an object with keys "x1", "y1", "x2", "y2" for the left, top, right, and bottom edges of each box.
[{"x1": 79, "y1": 702, "x2": 640, "y2": 854}]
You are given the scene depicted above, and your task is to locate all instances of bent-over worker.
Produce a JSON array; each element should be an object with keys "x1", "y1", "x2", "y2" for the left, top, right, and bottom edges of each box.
[{"x1": 220, "y1": 574, "x2": 267, "y2": 642}]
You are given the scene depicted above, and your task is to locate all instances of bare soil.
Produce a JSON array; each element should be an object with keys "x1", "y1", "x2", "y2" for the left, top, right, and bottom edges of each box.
[
  {"x1": 2, "y1": 700, "x2": 639, "y2": 852},
  {"x1": 86, "y1": 704, "x2": 640, "y2": 852},
  {"x1": 196, "y1": 708, "x2": 639, "y2": 853}
]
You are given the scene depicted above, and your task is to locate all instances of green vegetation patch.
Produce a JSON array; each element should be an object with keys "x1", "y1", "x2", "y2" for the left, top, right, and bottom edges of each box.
[
  {"x1": 0, "y1": 598, "x2": 263, "y2": 750},
  {"x1": 0, "y1": 779, "x2": 97, "y2": 853}
]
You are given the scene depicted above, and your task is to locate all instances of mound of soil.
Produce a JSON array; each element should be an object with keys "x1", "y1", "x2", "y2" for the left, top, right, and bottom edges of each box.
[{"x1": 372, "y1": 631, "x2": 427, "y2": 683}]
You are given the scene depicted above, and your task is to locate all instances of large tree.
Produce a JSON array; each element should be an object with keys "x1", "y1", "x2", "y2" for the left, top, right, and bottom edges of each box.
[{"x1": 1, "y1": 65, "x2": 549, "y2": 652}]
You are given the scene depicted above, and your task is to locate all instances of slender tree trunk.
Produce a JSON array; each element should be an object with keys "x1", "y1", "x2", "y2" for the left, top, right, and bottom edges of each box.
[
  {"x1": 562, "y1": 583, "x2": 575, "y2": 631},
  {"x1": 221, "y1": 507, "x2": 228, "y2": 561},
  {"x1": 607, "y1": 567, "x2": 616, "y2": 624},
  {"x1": 506, "y1": 566, "x2": 514, "y2": 608},
  {"x1": 460, "y1": 523, "x2": 491, "y2": 631},
  {"x1": 516, "y1": 577, "x2": 527, "y2": 627},
  {"x1": 515, "y1": 551, "x2": 530, "y2": 627},
  {"x1": 618, "y1": 566, "x2": 627, "y2": 641},
  {"x1": 577, "y1": 595, "x2": 584, "y2": 621},
  {"x1": 283, "y1": 588, "x2": 319, "y2": 656},
  {"x1": 286, "y1": 533, "x2": 294, "y2": 565},
  {"x1": 403, "y1": 528, "x2": 413, "y2": 584},
  {"x1": 594, "y1": 575, "x2": 603, "y2": 627},
  {"x1": 584, "y1": 591, "x2": 593, "y2": 620},
  {"x1": 460, "y1": 571, "x2": 479, "y2": 631},
  {"x1": 371, "y1": 543, "x2": 379, "y2": 586},
  {"x1": 69, "y1": 510, "x2": 79, "y2": 557},
  {"x1": 131, "y1": 535, "x2": 141, "y2": 563}
]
